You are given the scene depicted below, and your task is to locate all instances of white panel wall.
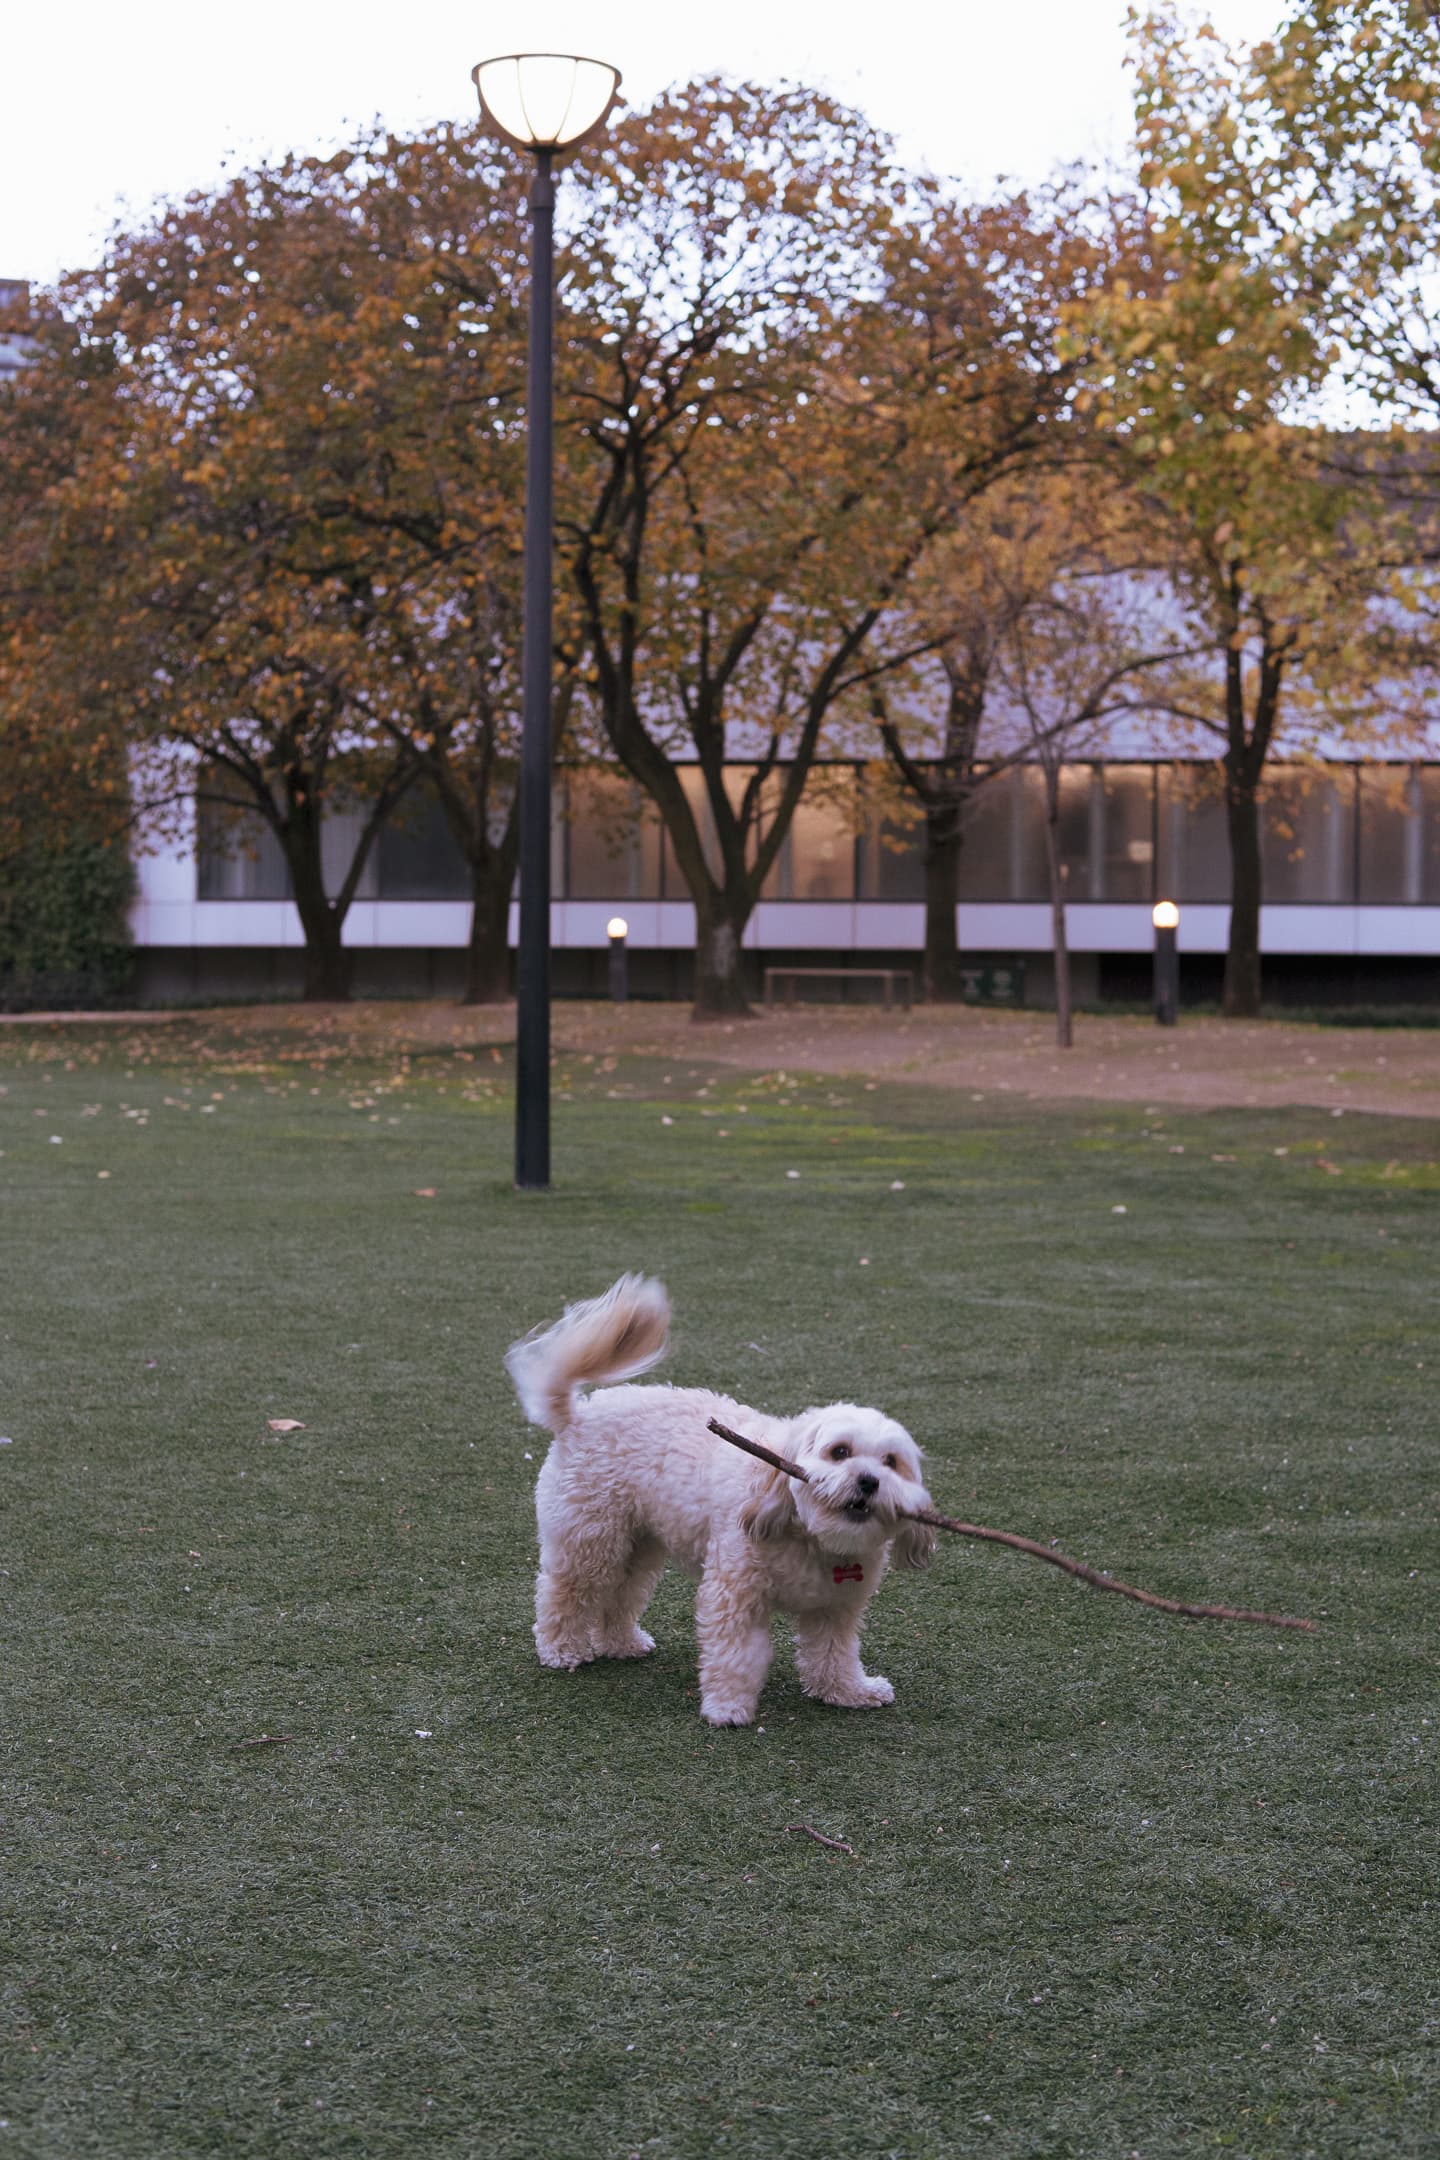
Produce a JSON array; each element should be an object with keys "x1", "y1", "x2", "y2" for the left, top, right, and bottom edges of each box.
[{"x1": 128, "y1": 896, "x2": 1440, "y2": 960}]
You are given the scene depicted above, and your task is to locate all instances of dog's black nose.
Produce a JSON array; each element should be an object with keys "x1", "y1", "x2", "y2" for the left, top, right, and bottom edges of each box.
[{"x1": 855, "y1": 1473, "x2": 879, "y2": 1498}]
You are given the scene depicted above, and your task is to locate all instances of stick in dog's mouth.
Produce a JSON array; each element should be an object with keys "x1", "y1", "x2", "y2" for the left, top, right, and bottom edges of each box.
[{"x1": 705, "y1": 1416, "x2": 1316, "y2": 1634}]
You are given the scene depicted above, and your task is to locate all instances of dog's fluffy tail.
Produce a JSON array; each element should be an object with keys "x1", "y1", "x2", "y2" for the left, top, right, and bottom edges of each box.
[{"x1": 505, "y1": 1273, "x2": 671, "y2": 1435}]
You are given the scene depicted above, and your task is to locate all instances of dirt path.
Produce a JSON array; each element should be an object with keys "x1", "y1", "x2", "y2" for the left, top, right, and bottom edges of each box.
[
  {"x1": 555, "y1": 1003, "x2": 1440, "y2": 1118},
  {"x1": 18, "y1": 999, "x2": 1436, "y2": 1120}
]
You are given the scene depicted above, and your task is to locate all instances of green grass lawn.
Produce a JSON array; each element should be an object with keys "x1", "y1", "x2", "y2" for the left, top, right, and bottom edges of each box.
[{"x1": 1, "y1": 1016, "x2": 1436, "y2": 2160}]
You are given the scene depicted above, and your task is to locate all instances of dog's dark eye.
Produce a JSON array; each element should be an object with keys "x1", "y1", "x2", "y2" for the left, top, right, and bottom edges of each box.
[
  {"x1": 884, "y1": 1453, "x2": 897, "y2": 1470},
  {"x1": 829, "y1": 1444, "x2": 851, "y2": 1462}
]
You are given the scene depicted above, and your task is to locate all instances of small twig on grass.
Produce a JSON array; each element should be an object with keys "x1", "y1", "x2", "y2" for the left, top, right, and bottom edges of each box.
[
  {"x1": 786, "y1": 1824, "x2": 856, "y2": 1855},
  {"x1": 233, "y1": 1733, "x2": 296, "y2": 1748},
  {"x1": 706, "y1": 1417, "x2": 1315, "y2": 1634}
]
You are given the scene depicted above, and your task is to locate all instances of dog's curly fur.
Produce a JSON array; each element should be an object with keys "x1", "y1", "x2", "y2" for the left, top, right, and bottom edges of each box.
[{"x1": 506, "y1": 1274, "x2": 935, "y2": 1726}]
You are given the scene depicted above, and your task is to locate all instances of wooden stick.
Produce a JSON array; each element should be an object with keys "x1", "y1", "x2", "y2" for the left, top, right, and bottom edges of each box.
[
  {"x1": 786, "y1": 1824, "x2": 856, "y2": 1855},
  {"x1": 706, "y1": 1417, "x2": 1315, "y2": 1633}
]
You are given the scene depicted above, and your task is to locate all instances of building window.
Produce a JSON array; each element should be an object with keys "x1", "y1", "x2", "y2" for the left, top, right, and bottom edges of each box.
[
  {"x1": 195, "y1": 769, "x2": 384, "y2": 901},
  {"x1": 1262, "y1": 767, "x2": 1354, "y2": 903},
  {"x1": 318, "y1": 801, "x2": 380, "y2": 902},
  {"x1": 1422, "y1": 769, "x2": 1440, "y2": 902},
  {"x1": 195, "y1": 776, "x2": 290, "y2": 901},
  {"x1": 1156, "y1": 763, "x2": 1230, "y2": 903},
  {"x1": 659, "y1": 767, "x2": 758, "y2": 897},
  {"x1": 565, "y1": 770, "x2": 663, "y2": 899},
  {"x1": 376, "y1": 786, "x2": 471, "y2": 900},
  {"x1": 1051, "y1": 766, "x2": 1097, "y2": 899},
  {"x1": 1098, "y1": 765, "x2": 1156, "y2": 902},
  {"x1": 954, "y1": 769, "x2": 1025, "y2": 900},
  {"x1": 857, "y1": 772, "x2": 925, "y2": 901},
  {"x1": 763, "y1": 772, "x2": 856, "y2": 900},
  {"x1": 1358, "y1": 765, "x2": 1435, "y2": 903}
]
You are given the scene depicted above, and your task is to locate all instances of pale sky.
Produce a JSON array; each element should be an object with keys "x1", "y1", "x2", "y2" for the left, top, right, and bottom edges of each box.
[{"x1": 5, "y1": 0, "x2": 1286, "y2": 288}]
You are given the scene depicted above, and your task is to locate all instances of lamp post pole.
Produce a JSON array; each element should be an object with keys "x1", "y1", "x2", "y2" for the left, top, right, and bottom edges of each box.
[
  {"x1": 471, "y1": 53, "x2": 621, "y2": 1192},
  {"x1": 515, "y1": 147, "x2": 556, "y2": 1190}
]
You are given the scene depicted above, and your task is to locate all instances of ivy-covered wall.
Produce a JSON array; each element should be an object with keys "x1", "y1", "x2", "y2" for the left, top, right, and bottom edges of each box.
[{"x1": 0, "y1": 834, "x2": 134, "y2": 1011}]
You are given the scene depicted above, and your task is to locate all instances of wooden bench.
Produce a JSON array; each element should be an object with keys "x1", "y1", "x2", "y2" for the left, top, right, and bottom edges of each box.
[{"x1": 763, "y1": 966, "x2": 914, "y2": 1011}]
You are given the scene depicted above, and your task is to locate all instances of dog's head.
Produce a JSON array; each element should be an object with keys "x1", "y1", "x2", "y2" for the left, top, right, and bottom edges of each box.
[{"x1": 741, "y1": 1403, "x2": 936, "y2": 1567}]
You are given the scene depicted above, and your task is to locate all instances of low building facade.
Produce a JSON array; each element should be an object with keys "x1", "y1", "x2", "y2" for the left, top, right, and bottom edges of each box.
[{"x1": 130, "y1": 755, "x2": 1440, "y2": 1006}]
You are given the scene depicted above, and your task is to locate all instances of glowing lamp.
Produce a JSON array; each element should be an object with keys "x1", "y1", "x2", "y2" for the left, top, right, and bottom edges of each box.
[{"x1": 472, "y1": 54, "x2": 622, "y2": 153}]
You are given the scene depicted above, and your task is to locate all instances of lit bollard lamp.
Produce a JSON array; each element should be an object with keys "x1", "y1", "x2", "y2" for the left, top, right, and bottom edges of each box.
[
  {"x1": 1152, "y1": 900, "x2": 1180, "y2": 1026},
  {"x1": 607, "y1": 917, "x2": 629, "y2": 1003},
  {"x1": 471, "y1": 52, "x2": 622, "y2": 1191}
]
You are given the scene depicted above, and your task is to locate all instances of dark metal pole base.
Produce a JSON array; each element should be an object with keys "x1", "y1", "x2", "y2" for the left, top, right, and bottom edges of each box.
[{"x1": 1154, "y1": 927, "x2": 1179, "y2": 1027}]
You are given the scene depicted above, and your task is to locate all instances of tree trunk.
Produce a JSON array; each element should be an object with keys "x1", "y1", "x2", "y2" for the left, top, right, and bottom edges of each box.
[
  {"x1": 462, "y1": 850, "x2": 517, "y2": 1005},
  {"x1": 692, "y1": 894, "x2": 753, "y2": 1019},
  {"x1": 287, "y1": 845, "x2": 352, "y2": 1001},
  {"x1": 922, "y1": 798, "x2": 967, "y2": 1003},
  {"x1": 1223, "y1": 775, "x2": 1263, "y2": 1018},
  {"x1": 1041, "y1": 769, "x2": 1073, "y2": 1049}
]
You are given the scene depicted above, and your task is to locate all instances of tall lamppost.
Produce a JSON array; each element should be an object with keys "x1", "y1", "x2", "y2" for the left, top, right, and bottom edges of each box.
[{"x1": 472, "y1": 53, "x2": 622, "y2": 1190}]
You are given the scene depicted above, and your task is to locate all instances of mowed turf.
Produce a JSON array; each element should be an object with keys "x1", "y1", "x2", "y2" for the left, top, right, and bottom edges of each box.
[{"x1": 1, "y1": 1015, "x2": 1436, "y2": 2160}]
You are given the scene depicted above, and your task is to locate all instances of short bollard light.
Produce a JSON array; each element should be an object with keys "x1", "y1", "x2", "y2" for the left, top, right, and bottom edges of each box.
[
  {"x1": 607, "y1": 917, "x2": 629, "y2": 1003},
  {"x1": 1152, "y1": 900, "x2": 1180, "y2": 1027}
]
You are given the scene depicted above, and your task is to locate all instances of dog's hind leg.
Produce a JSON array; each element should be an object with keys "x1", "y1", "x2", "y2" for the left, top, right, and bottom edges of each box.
[
  {"x1": 794, "y1": 1610, "x2": 894, "y2": 1709},
  {"x1": 533, "y1": 1558, "x2": 599, "y2": 1670},
  {"x1": 533, "y1": 1512, "x2": 626, "y2": 1670},
  {"x1": 590, "y1": 1534, "x2": 665, "y2": 1660}
]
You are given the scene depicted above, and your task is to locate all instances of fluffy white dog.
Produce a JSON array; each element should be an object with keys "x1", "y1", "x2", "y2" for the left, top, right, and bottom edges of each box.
[{"x1": 506, "y1": 1273, "x2": 935, "y2": 1727}]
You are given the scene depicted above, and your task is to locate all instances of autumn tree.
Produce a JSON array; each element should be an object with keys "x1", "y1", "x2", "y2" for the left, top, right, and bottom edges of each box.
[
  {"x1": 1216, "y1": 3, "x2": 1440, "y2": 737},
  {"x1": 1249, "y1": 0, "x2": 1440, "y2": 431},
  {"x1": 1079, "y1": 10, "x2": 1394, "y2": 1014},
  {"x1": 554, "y1": 84, "x2": 1081, "y2": 1017},
  {"x1": 982, "y1": 477, "x2": 1201, "y2": 1042},
  {"x1": 814, "y1": 179, "x2": 1144, "y2": 1003},
  {"x1": 2, "y1": 126, "x2": 545, "y2": 1001},
  {"x1": 0, "y1": 305, "x2": 137, "y2": 1006},
  {"x1": 866, "y1": 462, "x2": 1187, "y2": 1005}
]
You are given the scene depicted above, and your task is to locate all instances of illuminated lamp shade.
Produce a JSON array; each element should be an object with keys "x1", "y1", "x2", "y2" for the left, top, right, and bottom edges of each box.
[
  {"x1": 1152, "y1": 900, "x2": 1180, "y2": 931},
  {"x1": 607, "y1": 917, "x2": 629, "y2": 941},
  {"x1": 472, "y1": 53, "x2": 622, "y2": 153}
]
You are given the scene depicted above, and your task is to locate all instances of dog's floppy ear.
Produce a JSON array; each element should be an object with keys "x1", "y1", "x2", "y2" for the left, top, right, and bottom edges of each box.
[
  {"x1": 892, "y1": 1516, "x2": 937, "y2": 1571},
  {"x1": 739, "y1": 1463, "x2": 797, "y2": 1543}
]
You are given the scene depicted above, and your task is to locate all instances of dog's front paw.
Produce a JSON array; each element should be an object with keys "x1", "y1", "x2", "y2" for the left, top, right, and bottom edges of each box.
[
  {"x1": 701, "y1": 1696, "x2": 757, "y2": 1727},
  {"x1": 534, "y1": 1632, "x2": 595, "y2": 1672},
  {"x1": 813, "y1": 1674, "x2": 895, "y2": 1709},
  {"x1": 593, "y1": 1627, "x2": 656, "y2": 1661}
]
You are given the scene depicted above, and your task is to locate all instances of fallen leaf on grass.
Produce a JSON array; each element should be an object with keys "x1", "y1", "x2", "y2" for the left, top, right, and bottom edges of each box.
[
  {"x1": 267, "y1": 1419, "x2": 306, "y2": 1434},
  {"x1": 234, "y1": 1733, "x2": 295, "y2": 1749},
  {"x1": 413, "y1": 1188, "x2": 438, "y2": 1199}
]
